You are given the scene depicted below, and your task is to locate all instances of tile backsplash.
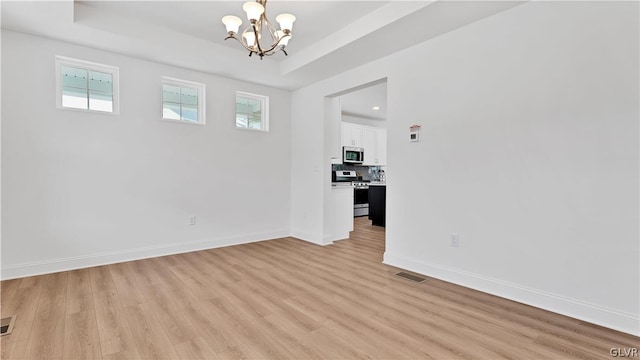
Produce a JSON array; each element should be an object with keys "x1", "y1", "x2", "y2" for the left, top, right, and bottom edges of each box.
[{"x1": 332, "y1": 164, "x2": 385, "y2": 182}]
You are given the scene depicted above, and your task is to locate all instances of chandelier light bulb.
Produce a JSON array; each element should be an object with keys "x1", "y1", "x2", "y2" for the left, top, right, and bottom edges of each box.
[
  {"x1": 275, "y1": 30, "x2": 291, "y2": 46},
  {"x1": 243, "y1": 32, "x2": 257, "y2": 47},
  {"x1": 242, "y1": 2, "x2": 265, "y2": 22},
  {"x1": 222, "y1": 15, "x2": 242, "y2": 34},
  {"x1": 275, "y1": 13, "x2": 296, "y2": 32}
]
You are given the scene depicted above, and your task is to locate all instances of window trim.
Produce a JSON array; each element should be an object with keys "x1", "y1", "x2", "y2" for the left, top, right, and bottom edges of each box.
[
  {"x1": 55, "y1": 55, "x2": 120, "y2": 115},
  {"x1": 161, "y1": 76, "x2": 206, "y2": 125},
  {"x1": 235, "y1": 91, "x2": 269, "y2": 132}
]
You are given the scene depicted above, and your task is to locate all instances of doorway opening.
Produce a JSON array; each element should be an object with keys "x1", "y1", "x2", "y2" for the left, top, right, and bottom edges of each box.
[{"x1": 325, "y1": 78, "x2": 388, "y2": 245}]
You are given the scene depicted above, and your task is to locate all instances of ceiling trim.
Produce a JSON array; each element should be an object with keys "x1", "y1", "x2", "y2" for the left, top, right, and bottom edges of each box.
[
  {"x1": 1, "y1": 1, "x2": 526, "y2": 90},
  {"x1": 279, "y1": 1, "x2": 434, "y2": 76}
]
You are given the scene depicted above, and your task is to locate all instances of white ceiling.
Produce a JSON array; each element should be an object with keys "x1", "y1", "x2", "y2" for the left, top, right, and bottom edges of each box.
[
  {"x1": 340, "y1": 81, "x2": 387, "y2": 121},
  {"x1": 1, "y1": 1, "x2": 524, "y2": 91},
  {"x1": 2, "y1": 1, "x2": 524, "y2": 122},
  {"x1": 76, "y1": 1, "x2": 390, "y2": 59}
]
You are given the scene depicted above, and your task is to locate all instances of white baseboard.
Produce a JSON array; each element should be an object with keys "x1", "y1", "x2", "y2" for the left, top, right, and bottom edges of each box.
[
  {"x1": 290, "y1": 229, "x2": 332, "y2": 246},
  {"x1": 1, "y1": 229, "x2": 289, "y2": 280},
  {"x1": 323, "y1": 232, "x2": 350, "y2": 243},
  {"x1": 383, "y1": 251, "x2": 640, "y2": 337}
]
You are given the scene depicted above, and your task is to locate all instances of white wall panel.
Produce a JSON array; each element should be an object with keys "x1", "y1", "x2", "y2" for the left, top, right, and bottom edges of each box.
[{"x1": 1, "y1": 31, "x2": 292, "y2": 278}]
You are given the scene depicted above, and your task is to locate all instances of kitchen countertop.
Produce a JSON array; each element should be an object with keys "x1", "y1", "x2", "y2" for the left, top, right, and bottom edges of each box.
[
  {"x1": 331, "y1": 182, "x2": 386, "y2": 188},
  {"x1": 368, "y1": 182, "x2": 386, "y2": 186}
]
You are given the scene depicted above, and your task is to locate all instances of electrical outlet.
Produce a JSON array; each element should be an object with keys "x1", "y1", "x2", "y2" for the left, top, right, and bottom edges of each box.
[
  {"x1": 189, "y1": 215, "x2": 197, "y2": 226},
  {"x1": 450, "y1": 234, "x2": 460, "y2": 248}
]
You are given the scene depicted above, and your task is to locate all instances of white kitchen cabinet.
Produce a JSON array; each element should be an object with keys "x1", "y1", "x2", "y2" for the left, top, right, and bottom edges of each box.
[
  {"x1": 361, "y1": 127, "x2": 376, "y2": 165},
  {"x1": 341, "y1": 122, "x2": 387, "y2": 166},
  {"x1": 326, "y1": 185, "x2": 354, "y2": 241},
  {"x1": 364, "y1": 127, "x2": 386, "y2": 166},
  {"x1": 341, "y1": 122, "x2": 363, "y2": 147},
  {"x1": 375, "y1": 128, "x2": 387, "y2": 166}
]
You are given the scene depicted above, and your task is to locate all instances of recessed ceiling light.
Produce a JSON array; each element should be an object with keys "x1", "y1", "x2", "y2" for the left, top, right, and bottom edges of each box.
[{"x1": 372, "y1": 106, "x2": 380, "y2": 110}]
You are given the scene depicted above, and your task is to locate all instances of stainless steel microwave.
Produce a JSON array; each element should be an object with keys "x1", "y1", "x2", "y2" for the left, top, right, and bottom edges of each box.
[{"x1": 343, "y1": 146, "x2": 364, "y2": 164}]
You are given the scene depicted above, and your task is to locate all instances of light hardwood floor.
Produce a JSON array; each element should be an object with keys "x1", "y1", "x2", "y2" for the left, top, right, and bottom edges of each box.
[{"x1": 1, "y1": 217, "x2": 638, "y2": 359}]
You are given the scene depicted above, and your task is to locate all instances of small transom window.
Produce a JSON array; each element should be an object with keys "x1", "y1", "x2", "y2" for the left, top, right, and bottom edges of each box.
[
  {"x1": 161, "y1": 77, "x2": 206, "y2": 125},
  {"x1": 56, "y1": 56, "x2": 119, "y2": 113},
  {"x1": 235, "y1": 91, "x2": 269, "y2": 131}
]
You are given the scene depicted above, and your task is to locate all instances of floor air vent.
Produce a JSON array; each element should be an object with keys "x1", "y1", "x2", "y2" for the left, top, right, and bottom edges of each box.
[
  {"x1": 1, "y1": 315, "x2": 16, "y2": 336},
  {"x1": 395, "y1": 272, "x2": 428, "y2": 283}
]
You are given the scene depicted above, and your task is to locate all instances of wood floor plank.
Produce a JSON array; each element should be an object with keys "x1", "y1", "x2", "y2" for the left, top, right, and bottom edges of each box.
[
  {"x1": 166, "y1": 262, "x2": 219, "y2": 300},
  {"x1": 299, "y1": 327, "x2": 373, "y2": 360},
  {"x1": 89, "y1": 266, "x2": 141, "y2": 358},
  {"x1": 107, "y1": 262, "x2": 150, "y2": 307},
  {"x1": 219, "y1": 280, "x2": 272, "y2": 318},
  {"x1": 122, "y1": 303, "x2": 180, "y2": 360},
  {"x1": 63, "y1": 309, "x2": 103, "y2": 360},
  {"x1": 174, "y1": 336, "x2": 222, "y2": 360},
  {"x1": 142, "y1": 285, "x2": 203, "y2": 346},
  {"x1": 63, "y1": 268, "x2": 102, "y2": 360},
  {"x1": 232, "y1": 317, "x2": 299, "y2": 360},
  {"x1": 169, "y1": 287, "x2": 242, "y2": 354},
  {"x1": 100, "y1": 347, "x2": 144, "y2": 360},
  {"x1": 262, "y1": 302, "x2": 323, "y2": 335},
  {"x1": 25, "y1": 272, "x2": 68, "y2": 359},
  {"x1": 246, "y1": 315, "x2": 324, "y2": 360},
  {"x1": 16, "y1": 276, "x2": 44, "y2": 289},
  {"x1": 0, "y1": 216, "x2": 637, "y2": 359},
  {"x1": 143, "y1": 257, "x2": 185, "y2": 291},
  {"x1": 216, "y1": 344, "x2": 252, "y2": 360},
  {"x1": 0, "y1": 279, "x2": 21, "y2": 311},
  {"x1": 65, "y1": 268, "x2": 94, "y2": 315}
]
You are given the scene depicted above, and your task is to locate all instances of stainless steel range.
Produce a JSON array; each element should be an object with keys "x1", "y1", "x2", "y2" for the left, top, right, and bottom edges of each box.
[{"x1": 353, "y1": 181, "x2": 369, "y2": 217}]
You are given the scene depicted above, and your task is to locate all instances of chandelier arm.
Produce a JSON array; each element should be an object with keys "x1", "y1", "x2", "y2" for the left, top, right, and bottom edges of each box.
[
  {"x1": 261, "y1": 11, "x2": 279, "y2": 44},
  {"x1": 225, "y1": 34, "x2": 259, "y2": 58},
  {"x1": 224, "y1": 34, "x2": 256, "y2": 54},
  {"x1": 263, "y1": 44, "x2": 288, "y2": 57},
  {"x1": 261, "y1": 33, "x2": 290, "y2": 55},
  {"x1": 251, "y1": 23, "x2": 265, "y2": 57}
]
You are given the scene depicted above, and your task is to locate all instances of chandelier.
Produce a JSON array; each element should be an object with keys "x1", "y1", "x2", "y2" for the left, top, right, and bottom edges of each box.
[{"x1": 221, "y1": 0, "x2": 296, "y2": 59}]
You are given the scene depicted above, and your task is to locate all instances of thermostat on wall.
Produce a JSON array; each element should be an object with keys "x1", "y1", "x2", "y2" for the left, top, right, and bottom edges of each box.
[{"x1": 410, "y1": 125, "x2": 421, "y2": 142}]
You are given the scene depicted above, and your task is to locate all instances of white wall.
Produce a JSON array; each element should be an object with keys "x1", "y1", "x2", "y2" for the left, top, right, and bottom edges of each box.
[
  {"x1": 342, "y1": 114, "x2": 386, "y2": 128},
  {"x1": 290, "y1": 2, "x2": 639, "y2": 335},
  {"x1": 290, "y1": 88, "x2": 326, "y2": 243},
  {"x1": 1, "y1": 31, "x2": 292, "y2": 279}
]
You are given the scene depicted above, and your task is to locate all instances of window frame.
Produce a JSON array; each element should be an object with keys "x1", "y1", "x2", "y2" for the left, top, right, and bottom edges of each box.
[
  {"x1": 161, "y1": 76, "x2": 206, "y2": 125},
  {"x1": 235, "y1": 91, "x2": 269, "y2": 132},
  {"x1": 55, "y1": 55, "x2": 120, "y2": 114}
]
